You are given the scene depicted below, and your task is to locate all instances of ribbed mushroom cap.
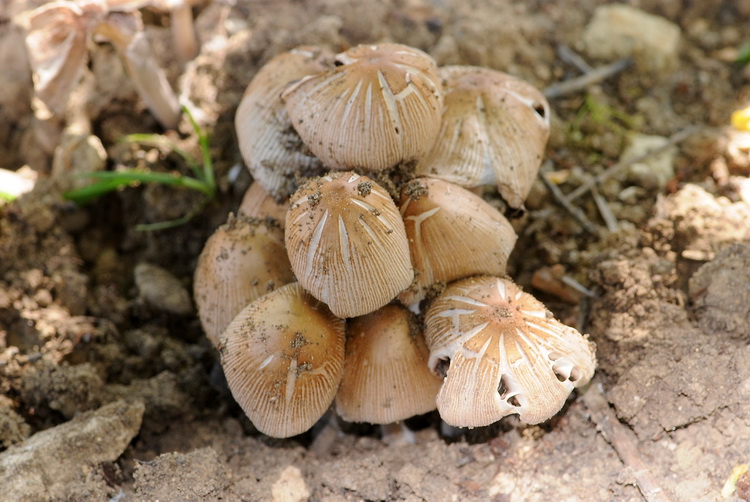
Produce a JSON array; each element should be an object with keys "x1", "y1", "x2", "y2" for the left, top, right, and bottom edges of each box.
[
  {"x1": 282, "y1": 43, "x2": 443, "y2": 172},
  {"x1": 286, "y1": 172, "x2": 413, "y2": 318},
  {"x1": 219, "y1": 282, "x2": 345, "y2": 438},
  {"x1": 424, "y1": 275, "x2": 596, "y2": 427},
  {"x1": 335, "y1": 304, "x2": 441, "y2": 423},
  {"x1": 416, "y1": 66, "x2": 550, "y2": 210},
  {"x1": 194, "y1": 215, "x2": 295, "y2": 346},
  {"x1": 235, "y1": 47, "x2": 331, "y2": 200},
  {"x1": 398, "y1": 178, "x2": 517, "y2": 306},
  {"x1": 238, "y1": 181, "x2": 289, "y2": 228}
]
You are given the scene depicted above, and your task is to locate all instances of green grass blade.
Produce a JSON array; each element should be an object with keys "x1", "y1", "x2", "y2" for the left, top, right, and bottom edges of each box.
[
  {"x1": 182, "y1": 106, "x2": 216, "y2": 195},
  {"x1": 0, "y1": 191, "x2": 17, "y2": 202},
  {"x1": 121, "y1": 133, "x2": 202, "y2": 178}
]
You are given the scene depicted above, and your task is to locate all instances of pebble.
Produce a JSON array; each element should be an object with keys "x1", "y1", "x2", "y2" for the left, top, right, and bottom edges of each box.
[
  {"x1": 622, "y1": 133, "x2": 676, "y2": 191},
  {"x1": 581, "y1": 4, "x2": 681, "y2": 73},
  {"x1": 134, "y1": 262, "x2": 193, "y2": 315}
]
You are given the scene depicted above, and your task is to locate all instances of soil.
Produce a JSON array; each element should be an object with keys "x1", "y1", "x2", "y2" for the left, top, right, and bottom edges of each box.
[{"x1": 2, "y1": 0, "x2": 750, "y2": 501}]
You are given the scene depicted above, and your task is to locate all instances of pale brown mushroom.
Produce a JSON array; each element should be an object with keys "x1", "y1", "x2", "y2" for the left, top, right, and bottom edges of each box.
[
  {"x1": 285, "y1": 172, "x2": 413, "y2": 318},
  {"x1": 235, "y1": 47, "x2": 331, "y2": 200},
  {"x1": 237, "y1": 181, "x2": 288, "y2": 228},
  {"x1": 416, "y1": 65, "x2": 550, "y2": 211},
  {"x1": 219, "y1": 282, "x2": 345, "y2": 438},
  {"x1": 398, "y1": 178, "x2": 517, "y2": 306},
  {"x1": 424, "y1": 275, "x2": 596, "y2": 427},
  {"x1": 193, "y1": 215, "x2": 295, "y2": 346},
  {"x1": 282, "y1": 43, "x2": 443, "y2": 172},
  {"x1": 335, "y1": 304, "x2": 441, "y2": 424}
]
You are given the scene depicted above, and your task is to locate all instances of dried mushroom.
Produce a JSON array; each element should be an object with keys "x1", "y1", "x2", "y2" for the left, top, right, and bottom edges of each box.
[
  {"x1": 416, "y1": 66, "x2": 550, "y2": 211},
  {"x1": 424, "y1": 275, "x2": 596, "y2": 427},
  {"x1": 194, "y1": 215, "x2": 294, "y2": 346},
  {"x1": 219, "y1": 282, "x2": 345, "y2": 438},
  {"x1": 335, "y1": 304, "x2": 441, "y2": 424},
  {"x1": 398, "y1": 178, "x2": 517, "y2": 306},
  {"x1": 282, "y1": 43, "x2": 443, "y2": 172},
  {"x1": 285, "y1": 172, "x2": 413, "y2": 318}
]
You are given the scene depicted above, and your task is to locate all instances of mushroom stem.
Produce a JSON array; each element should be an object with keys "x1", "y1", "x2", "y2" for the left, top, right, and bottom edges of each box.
[
  {"x1": 380, "y1": 422, "x2": 415, "y2": 446},
  {"x1": 170, "y1": 3, "x2": 198, "y2": 64},
  {"x1": 95, "y1": 12, "x2": 180, "y2": 129}
]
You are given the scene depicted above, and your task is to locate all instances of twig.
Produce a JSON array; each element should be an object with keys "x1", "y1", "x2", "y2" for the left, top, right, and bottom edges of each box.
[
  {"x1": 566, "y1": 127, "x2": 700, "y2": 202},
  {"x1": 539, "y1": 162, "x2": 602, "y2": 235},
  {"x1": 591, "y1": 186, "x2": 619, "y2": 232},
  {"x1": 543, "y1": 58, "x2": 631, "y2": 99},
  {"x1": 581, "y1": 380, "x2": 677, "y2": 502},
  {"x1": 557, "y1": 44, "x2": 593, "y2": 73}
]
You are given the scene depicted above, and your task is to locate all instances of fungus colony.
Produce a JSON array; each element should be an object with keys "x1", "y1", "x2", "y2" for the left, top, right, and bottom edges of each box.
[{"x1": 194, "y1": 44, "x2": 596, "y2": 438}]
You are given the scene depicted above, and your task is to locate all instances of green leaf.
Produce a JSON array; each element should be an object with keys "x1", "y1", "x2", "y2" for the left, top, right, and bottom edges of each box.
[{"x1": 736, "y1": 43, "x2": 750, "y2": 65}]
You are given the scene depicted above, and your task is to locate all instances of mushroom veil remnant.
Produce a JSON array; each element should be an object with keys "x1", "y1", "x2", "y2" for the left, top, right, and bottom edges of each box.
[{"x1": 424, "y1": 275, "x2": 596, "y2": 427}]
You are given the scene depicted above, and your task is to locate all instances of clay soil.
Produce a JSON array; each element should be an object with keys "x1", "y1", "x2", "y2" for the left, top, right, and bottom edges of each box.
[{"x1": 2, "y1": 1, "x2": 750, "y2": 501}]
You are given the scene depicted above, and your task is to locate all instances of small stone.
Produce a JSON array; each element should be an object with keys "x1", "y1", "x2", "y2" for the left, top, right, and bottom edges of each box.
[
  {"x1": 622, "y1": 133, "x2": 676, "y2": 191},
  {"x1": 581, "y1": 5, "x2": 681, "y2": 73},
  {"x1": 134, "y1": 262, "x2": 193, "y2": 315},
  {"x1": 272, "y1": 465, "x2": 309, "y2": 502}
]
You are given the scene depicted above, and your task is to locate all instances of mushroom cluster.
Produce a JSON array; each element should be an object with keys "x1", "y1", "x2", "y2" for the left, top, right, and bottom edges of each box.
[{"x1": 195, "y1": 43, "x2": 596, "y2": 438}]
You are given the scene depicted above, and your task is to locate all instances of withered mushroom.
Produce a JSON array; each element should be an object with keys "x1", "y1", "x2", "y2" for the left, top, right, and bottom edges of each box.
[
  {"x1": 335, "y1": 304, "x2": 441, "y2": 424},
  {"x1": 235, "y1": 47, "x2": 331, "y2": 200},
  {"x1": 219, "y1": 282, "x2": 345, "y2": 438},
  {"x1": 416, "y1": 66, "x2": 550, "y2": 211},
  {"x1": 424, "y1": 275, "x2": 596, "y2": 427},
  {"x1": 19, "y1": 0, "x2": 180, "y2": 129},
  {"x1": 282, "y1": 43, "x2": 443, "y2": 172},
  {"x1": 398, "y1": 178, "x2": 517, "y2": 306},
  {"x1": 285, "y1": 172, "x2": 413, "y2": 318},
  {"x1": 193, "y1": 215, "x2": 294, "y2": 346}
]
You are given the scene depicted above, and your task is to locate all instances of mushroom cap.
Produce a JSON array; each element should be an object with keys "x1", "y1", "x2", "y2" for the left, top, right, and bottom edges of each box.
[
  {"x1": 416, "y1": 65, "x2": 550, "y2": 210},
  {"x1": 285, "y1": 172, "x2": 413, "y2": 318},
  {"x1": 235, "y1": 47, "x2": 331, "y2": 200},
  {"x1": 424, "y1": 275, "x2": 596, "y2": 427},
  {"x1": 282, "y1": 43, "x2": 443, "y2": 172},
  {"x1": 219, "y1": 282, "x2": 345, "y2": 438},
  {"x1": 398, "y1": 178, "x2": 518, "y2": 306},
  {"x1": 335, "y1": 304, "x2": 441, "y2": 424},
  {"x1": 238, "y1": 181, "x2": 289, "y2": 228},
  {"x1": 193, "y1": 215, "x2": 295, "y2": 346}
]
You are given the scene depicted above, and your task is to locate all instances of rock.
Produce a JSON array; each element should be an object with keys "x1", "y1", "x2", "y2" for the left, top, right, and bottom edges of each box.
[
  {"x1": 134, "y1": 262, "x2": 193, "y2": 315},
  {"x1": 133, "y1": 447, "x2": 228, "y2": 502},
  {"x1": 622, "y1": 133, "x2": 676, "y2": 190},
  {"x1": 51, "y1": 131, "x2": 107, "y2": 191},
  {"x1": 689, "y1": 242, "x2": 750, "y2": 340},
  {"x1": 0, "y1": 398, "x2": 30, "y2": 449},
  {"x1": 581, "y1": 5, "x2": 681, "y2": 73},
  {"x1": 0, "y1": 400, "x2": 144, "y2": 502},
  {"x1": 272, "y1": 465, "x2": 310, "y2": 502}
]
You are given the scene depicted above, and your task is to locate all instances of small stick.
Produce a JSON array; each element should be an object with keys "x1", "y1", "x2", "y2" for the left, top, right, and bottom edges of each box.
[
  {"x1": 557, "y1": 44, "x2": 593, "y2": 73},
  {"x1": 566, "y1": 127, "x2": 699, "y2": 202},
  {"x1": 591, "y1": 186, "x2": 619, "y2": 232},
  {"x1": 560, "y1": 275, "x2": 598, "y2": 298},
  {"x1": 581, "y1": 380, "x2": 677, "y2": 502},
  {"x1": 543, "y1": 58, "x2": 631, "y2": 99},
  {"x1": 539, "y1": 163, "x2": 601, "y2": 235}
]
